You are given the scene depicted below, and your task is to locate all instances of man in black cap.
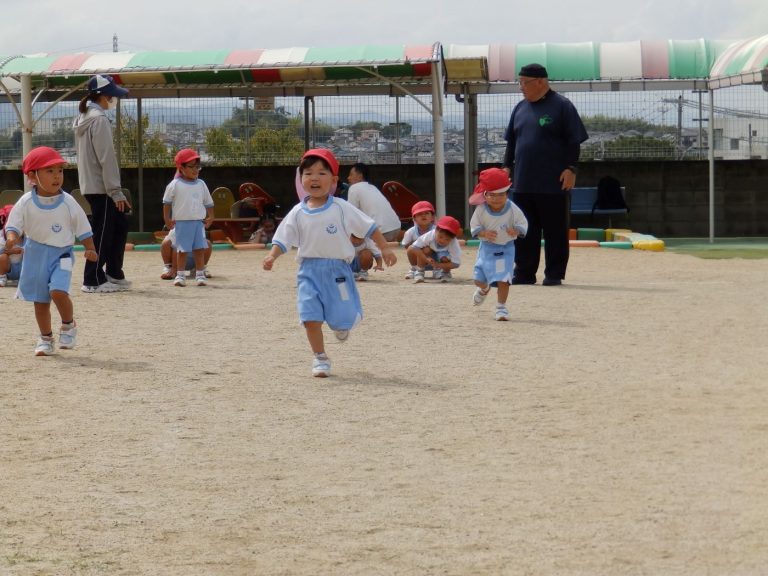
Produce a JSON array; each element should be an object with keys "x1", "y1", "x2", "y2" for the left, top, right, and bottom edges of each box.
[{"x1": 503, "y1": 63, "x2": 588, "y2": 286}]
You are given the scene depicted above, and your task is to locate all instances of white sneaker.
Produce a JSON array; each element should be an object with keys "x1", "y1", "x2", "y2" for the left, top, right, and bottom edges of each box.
[
  {"x1": 195, "y1": 273, "x2": 207, "y2": 286},
  {"x1": 334, "y1": 329, "x2": 350, "y2": 342},
  {"x1": 495, "y1": 305, "x2": 510, "y2": 321},
  {"x1": 81, "y1": 282, "x2": 121, "y2": 293},
  {"x1": 473, "y1": 287, "x2": 490, "y2": 306},
  {"x1": 413, "y1": 270, "x2": 426, "y2": 284},
  {"x1": 432, "y1": 269, "x2": 444, "y2": 280},
  {"x1": 312, "y1": 354, "x2": 331, "y2": 377},
  {"x1": 203, "y1": 267, "x2": 212, "y2": 278},
  {"x1": 173, "y1": 274, "x2": 186, "y2": 287},
  {"x1": 59, "y1": 325, "x2": 77, "y2": 350},
  {"x1": 355, "y1": 270, "x2": 369, "y2": 282},
  {"x1": 35, "y1": 337, "x2": 55, "y2": 356},
  {"x1": 440, "y1": 271, "x2": 453, "y2": 283},
  {"x1": 106, "y1": 275, "x2": 132, "y2": 289},
  {"x1": 0, "y1": 275, "x2": 6, "y2": 287}
]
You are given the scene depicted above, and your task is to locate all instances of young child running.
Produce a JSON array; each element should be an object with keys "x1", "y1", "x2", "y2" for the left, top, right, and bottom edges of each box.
[
  {"x1": 401, "y1": 200, "x2": 435, "y2": 279},
  {"x1": 407, "y1": 215, "x2": 462, "y2": 283},
  {"x1": 468, "y1": 167, "x2": 528, "y2": 321},
  {"x1": 263, "y1": 149, "x2": 397, "y2": 378},
  {"x1": 4, "y1": 147, "x2": 98, "y2": 355},
  {"x1": 162, "y1": 149, "x2": 214, "y2": 287}
]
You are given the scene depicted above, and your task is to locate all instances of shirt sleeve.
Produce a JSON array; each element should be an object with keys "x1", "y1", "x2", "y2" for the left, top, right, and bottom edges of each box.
[
  {"x1": 201, "y1": 182, "x2": 214, "y2": 208},
  {"x1": 162, "y1": 181, "x2": 175, "y2": 205},
  {"x1": 509, "y1": 202, "x2": 528, "y2": 237},
  {"x1": 448, "y1": 239, "x2": 462, "y2": 266},
  {"x1": 270, "y1": 205, "x2": 300, "y2": 253},
  {"x1": 470, "y1": 206, "x2": 483, "y2": 237},
  {"x1": 4, "y1": 199, "x2": 26, "y2": 237}
]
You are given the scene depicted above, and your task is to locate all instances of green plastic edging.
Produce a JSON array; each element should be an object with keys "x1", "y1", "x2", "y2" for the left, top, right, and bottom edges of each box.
[
  {"x1": 465, "y1": 239, "x2": 480, "y2": 247},
  {"x1": 600, "y1": 241, "x2": 634, "y2": 249},
  {"x1": 133, "y1": 244, "x2": 162, "y2": 251},
  {"x1": 212, "y1": 243, "x2": 234, "y2": 250}
]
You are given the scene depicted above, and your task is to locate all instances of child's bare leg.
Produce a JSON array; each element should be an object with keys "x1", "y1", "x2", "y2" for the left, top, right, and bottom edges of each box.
[
  {"x1": 0, "y1": 254, "x2": 10, "y2": 275},
  {"x1": 474, "y1": 280, "x2": 489, "y2": 291},
  {"x1": 34, "y1": 302, "x2": 53, "y2": 335},
  {"x1": 413, "y1": 247, "x2": 432, "y2": 268},
  {"x1": 497, "y1": 281, "x2": 510, "y2": 304},
  {"x1": 175, "y1": 250, "x2": 187, "y2": 273},
  {"x1": 50, "y1": 290, "x2": 74, "y2": 327},
  {"x1": 304, "y1": 321, "x2": 325, "y2": 354},
  {"x1": 358, "y1": 249, "x2": 373, "y2": 271},
  {"x1": 192, "y1": 248, "x2": 205, "y2": 271}
]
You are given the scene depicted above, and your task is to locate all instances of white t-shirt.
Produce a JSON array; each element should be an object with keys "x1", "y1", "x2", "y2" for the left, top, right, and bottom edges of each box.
[
  {"x1": 469, "y1": 200, "x2": 528, "y2": 245},
  {"x1": 412, "y1": 229, "x2": 462, "y2": 265},
  {"x1": 162, "y1": 178, "x2": 214, "y2": 221},
  {"x1": 0, "y1": 229, "x2": 23, "y2": 264},
  {"x1": 354, "y1": 236, "x2": 381, "y2": 257},
  {"x1": 346, "y1": 181, "x2": 401, "y2": 234},
  {"x1": 272, "y1": 196, "x2": 376, "y2": 263},
  {"x1": 5, "y1": 189, "x2": 92, "y2": 248},
  {"x1": 401, "y1": 223, "x2": 435, "y2": 247}
]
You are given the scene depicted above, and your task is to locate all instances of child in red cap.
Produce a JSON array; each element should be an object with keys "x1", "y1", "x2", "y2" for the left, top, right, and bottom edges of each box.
[
  {"x1": 469, "y1": 168, "x2": 528, "y2": 320},
  {"x1": 4, "y1": 147, "x2": 98, "y2": 355},
  {"x1": 263, "y1": 149, "x2": 397, "y2": 378},
  {"x1": 406, "y1": 215, "x2": 462, "y2": 283},
  {"x1": 400, "y1": 200, "x2": 436, "y2": 279},
  {"x1": 162, "y1": 149, "x2": 215, "y2": 286}
]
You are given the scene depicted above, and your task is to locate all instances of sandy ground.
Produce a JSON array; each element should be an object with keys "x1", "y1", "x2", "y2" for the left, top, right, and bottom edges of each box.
[{"x1": 1, "y1": 245, "x2": 767, "y2": 575}]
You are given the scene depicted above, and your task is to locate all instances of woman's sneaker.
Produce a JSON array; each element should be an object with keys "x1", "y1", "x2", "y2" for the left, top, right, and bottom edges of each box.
[
  {"x1": 59, "y1": 325, "x2": 77, "y2": 350},
  {"x1": 312, "y1": 354, "x2": 331, "y2": 378},
  {"x1": 81, "y1": 282, "x2": 121, "y2": 293},
  {"x1": 34, "y1": 337, "x2": 55, "y2": 356},
  {"x1": 106, "y1": 275, "x2": 132, "y2": 289}
]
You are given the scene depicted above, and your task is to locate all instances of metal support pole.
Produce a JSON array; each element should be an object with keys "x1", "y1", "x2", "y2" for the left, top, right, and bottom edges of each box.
[
  {"x1": 431, "y1": 61, "x2": 446, "y2": 218},
  {"x1": 20, "y1": 76, "x2": 33, "y2": 189},
  {"x1": 137, "y1": 98, "x2": 144, "y2": 232},
  {"x1": 708, "y1": 89, "x2": 715, "y2": 243}
]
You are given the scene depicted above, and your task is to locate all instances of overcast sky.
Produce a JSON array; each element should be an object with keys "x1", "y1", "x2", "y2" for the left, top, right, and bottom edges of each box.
[{"x1": 3, "y1": 0, "x2": 766, "y2": 56}]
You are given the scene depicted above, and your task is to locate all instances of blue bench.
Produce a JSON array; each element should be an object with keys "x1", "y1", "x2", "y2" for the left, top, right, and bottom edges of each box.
[{"x1": 569, "y1": 186, "x2": 628, "y2": 215}]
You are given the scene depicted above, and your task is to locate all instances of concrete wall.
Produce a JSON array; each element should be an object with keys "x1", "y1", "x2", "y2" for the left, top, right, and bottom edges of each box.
[{"x1": 2, "y1": 159, "x2": 766, "y2": 237}]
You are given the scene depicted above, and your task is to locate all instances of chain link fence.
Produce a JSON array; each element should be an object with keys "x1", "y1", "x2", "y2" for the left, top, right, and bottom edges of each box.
[{"x1": 1, "y1": 85, "x2": 766, "y2": 169}]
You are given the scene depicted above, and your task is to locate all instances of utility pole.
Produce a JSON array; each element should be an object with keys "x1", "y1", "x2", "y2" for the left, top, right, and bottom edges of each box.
[{"x1": 113, "y1": 34, "x2": 118, "y2": 52}]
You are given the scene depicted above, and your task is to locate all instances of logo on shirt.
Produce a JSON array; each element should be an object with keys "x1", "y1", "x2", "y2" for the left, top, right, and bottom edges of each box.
[
  {"x1": 538, "y1": 114, "x2": 553, "y2": 127},
  {"x1": 326, "y1": 224, "x2": 338, "y2": 235},
  {"x1": 51, "y1": 223, "x2": 62, "y2": 233}
]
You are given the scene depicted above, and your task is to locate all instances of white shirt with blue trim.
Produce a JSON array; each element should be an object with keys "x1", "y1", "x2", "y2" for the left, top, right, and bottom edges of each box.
[{"x1": 5, "y1": 189, "x2": 93, "y2": 247}]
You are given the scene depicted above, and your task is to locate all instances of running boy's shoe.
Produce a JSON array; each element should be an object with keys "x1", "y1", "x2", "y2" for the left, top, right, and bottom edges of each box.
[
  {"x1": 34, "y1": 337, "x2": 55, "y2": 356},
  {"x1": 59, "y1": 325, "x2": 77, "y2": 350},
  {"x1": 473, "y1": 287, "x2": 490, "y2": 306},
  {"x1": 495, "y1": 304, "x2": 510, "y2": 321},
  {"x1": 312, "y1": 354, "x2": 331, "y2": 377}
]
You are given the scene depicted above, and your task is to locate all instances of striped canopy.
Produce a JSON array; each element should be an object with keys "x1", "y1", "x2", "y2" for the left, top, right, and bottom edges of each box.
[{"x1": 2, "y1": 36, "x2": 767, "y2": 98}]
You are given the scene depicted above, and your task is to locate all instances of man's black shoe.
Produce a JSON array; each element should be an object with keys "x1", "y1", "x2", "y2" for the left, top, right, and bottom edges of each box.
[
  {"x1": 512, "y1": 276, "x2": 536, "y2": 285},
  {"x1": 542, "y1": 277, "x2": 562, "y2": 286}
]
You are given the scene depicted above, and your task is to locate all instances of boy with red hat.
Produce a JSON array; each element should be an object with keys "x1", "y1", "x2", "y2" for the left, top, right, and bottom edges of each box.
[
  {"x1": 468, "y1": 168, "x2": 528, "y2": 321},
  {"x1": 263, "y1": 149, "x2": 397, "y2": 378},
  {"x1": 4, "y1": 147, "x2": 98, "y2": 355},
  {"x1": 406, "y1": 215, "x2": 462, "y2": 283},
  {"x1": 400, "y1": 200, "x2": 436, "y2": 279},
  {"x1": 162, "y1": 149, "x2": 215, "y2": 287}
]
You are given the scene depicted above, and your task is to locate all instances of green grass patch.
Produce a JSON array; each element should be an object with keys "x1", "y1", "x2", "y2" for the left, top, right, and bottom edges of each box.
[{"x1": 664, "y1": 238, "x2": 768, "y2": 259}]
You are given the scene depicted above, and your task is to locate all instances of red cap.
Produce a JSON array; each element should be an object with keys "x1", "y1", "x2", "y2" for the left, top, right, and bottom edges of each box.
[
  {"x1": 175, "y1": 148, "x2": 200, "y2": 169},
  {"x1": 301, "y1": 148, "x2": 339, "y2": 176},
  {"x1": 436, "y1": 215, "x2": 461, "y2": 236},
  {"x1": 22, "y1": 146, "x2": 67, "y2": 174},
  {"x1": 410, "y1": 200, "x2": 435, "y2": 217},
  {"x1": 469, "y1": 167, "x2": 511, "y2": 205}
]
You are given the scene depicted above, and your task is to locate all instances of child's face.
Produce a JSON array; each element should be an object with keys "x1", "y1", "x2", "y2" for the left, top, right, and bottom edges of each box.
[
  {"x1": 29, "y1": 165, "x2": 65, "y2": 196},
  {"x1": 179, "y1": 161, "x2": 201, "y2": 181},
  {"x1": 413, "y1": 210, "x2": 434, "y2": 228},
  {"x1": 484, "y1": 190, "x2": 508, "y2": 211},
  {"x1": 435, "y1": 228, "x2": 455, "y2": 246},
  {"x1": 301, "y1": 160, "x2": 337, "y2": 199}
]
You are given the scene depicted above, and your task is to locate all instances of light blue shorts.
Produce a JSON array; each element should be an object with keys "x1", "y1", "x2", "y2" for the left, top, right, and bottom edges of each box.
[
  {"x1": 296, "y1": 258, "x2": 362, "y2": 331},
  {"x1": 473, "y1": 241, "x2": 515, "y2": 287},
  {"x1": 174, "y1": 220, "x2": 207, "y2": 253},
  {"x1": 16, "y1": 239, "x2": 74, "y2": 303},
  {"x1": 6, "y1": 260, "x2": 21, "y2": 280}
]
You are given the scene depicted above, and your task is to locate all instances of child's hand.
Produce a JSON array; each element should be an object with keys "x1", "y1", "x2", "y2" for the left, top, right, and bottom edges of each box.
[
  {"x1": 83, "y1": 249, "x2": 99, "y2": 262},
  {"x1": 262, "y1": 255, "x2": 276, "y2": 271},
  {"x1": 439, "y1": 256, "x2": 450, "y2": 263},
  {"x1": 204, "y1": 217, "x2": 213, "y2": 229},
  {"x1": 483, "y1": 230, "x2": 498, "y2": 241},
  {"x1": 381, "y1": 248, "x2": 397, "y2": 267}
]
